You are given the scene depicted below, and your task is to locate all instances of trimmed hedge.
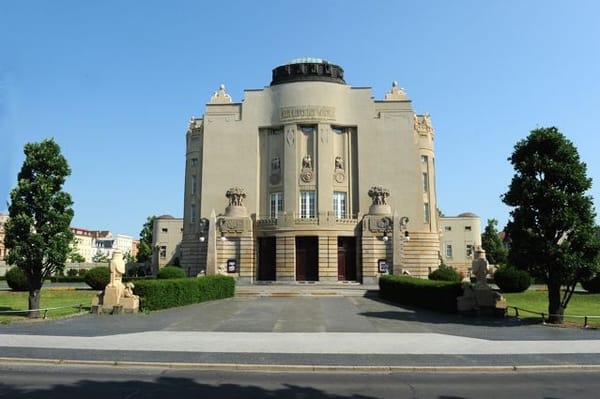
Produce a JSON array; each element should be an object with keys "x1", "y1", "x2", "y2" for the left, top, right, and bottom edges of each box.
[
  {"x1": 157, "y1": 266, "x2": 186, "y2": 279},
  {"x1": 493, "y1": 266, "x2": 531, "y2": 293},
  {"x1": 133, "y1": 275, "x2": 235, "y2": 311},
  {"x1": 379, "y1": 275, "x2": 463, "y2": 313},
  {"x1": 581, "y1": 275, "x2": 600, "y2": 293},
  {"x1": 6, "y1": 267, "x2": 31, "y2": 292},
  {"x1": 84, "y1": 266, "x2": 111, "y2": 290},
  {"x1": 50, "y1": 275, "x2": 86, "y2": 283},
  {"x1": 428, "y1": 266, "x2": 461, "y2": 282}
]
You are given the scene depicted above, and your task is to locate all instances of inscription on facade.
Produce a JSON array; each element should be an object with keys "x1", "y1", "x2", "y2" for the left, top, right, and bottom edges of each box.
[{"x1": 280, "y1": 106, "x2": 336, "y2": 122}]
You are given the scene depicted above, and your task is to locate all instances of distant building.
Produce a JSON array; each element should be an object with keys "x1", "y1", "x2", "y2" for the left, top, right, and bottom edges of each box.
[
  {"x1": 70, "y1": 227, "x2": 94, "y2": 262},
  {"x1": 439, "y1": 213, "x2": 482, "y2": 275},
  {"x1": 90, "y1": 231, "x2": 135, "y2": 261},
  {"x1": 152, "y1": 215, "x2": 183, "y2": 273}
]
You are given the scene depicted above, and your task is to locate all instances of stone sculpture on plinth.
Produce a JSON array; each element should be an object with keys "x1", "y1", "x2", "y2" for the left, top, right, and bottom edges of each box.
[
  {"x1": 457, "y1": 247, "x2": 507, "y2": 316},
  {"x1": 91, "y1": 249, "x2": 140, "y2": 314}
]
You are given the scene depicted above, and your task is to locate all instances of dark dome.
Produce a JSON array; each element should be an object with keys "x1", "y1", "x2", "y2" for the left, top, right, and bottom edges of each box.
[
  {"x1": 458, "y1": 212, "x2": 478, "y2": 218},
  {"x1": 271, "y1": 58, "x2": 345, "y2": 86}
]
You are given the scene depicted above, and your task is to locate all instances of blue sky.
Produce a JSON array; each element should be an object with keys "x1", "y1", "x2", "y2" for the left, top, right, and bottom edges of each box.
[{"x1": 1, "y1": 1, "x2": 599, "y2": 238}]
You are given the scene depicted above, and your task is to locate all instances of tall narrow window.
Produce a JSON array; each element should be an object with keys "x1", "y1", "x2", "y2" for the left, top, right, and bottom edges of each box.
[
  {"x1": 333, "y1": 191, "x2": 347, "y2": 219},
  {"x1": 421, "y1": 155, "x2": 428, "y2": 164},
  {"x1": 446, "y1": 244, "x2": 453, "y2": 258},
  {"x1": 191, "y1": 174, "x2": 197, "y2": 195},
  {"x1": 422, "y1": 172, "x2": 428, "y2": 192},
  {"x1": 269, "y1": 192, "x2": 283, "y2": 218},
  {"x1": 299, "y1": 191, "x2": 316, "y2": 218},
  {"x1": 423, "y1": 203, "x2": 430, "y2": 223},
  {"x1": 191, "y1": 158, "x2": 198, "y2": 167},
  {"x1": 190, "y1": 204, "x2": 196, "y2": 224}
]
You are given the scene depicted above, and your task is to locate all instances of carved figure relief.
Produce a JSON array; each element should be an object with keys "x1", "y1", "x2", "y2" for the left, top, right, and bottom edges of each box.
[
  {"x1": 300, "y1": 154, "x2": 314, "y2": 183},
  {"x1": 226, "y1": 187, "x2": 246, "y2": 207},
  {"x1": 334, "y1": 155, "x2": 345, "y2": 183},
  {"x1": 368, "y1": 185, "x2": 390, "y2": 205}
]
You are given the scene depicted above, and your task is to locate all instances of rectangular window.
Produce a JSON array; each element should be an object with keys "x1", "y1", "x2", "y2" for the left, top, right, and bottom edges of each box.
[
  {"x1": 191, "y1": 175, "x2": 197, "y2": 195},
  {"x1": 423, "y1": 203, "x2": 430, "y2": 223},
  {"x1": 421, "y1": 155, "x2": 428, "y2": 163},
  {"x1": 465, "y1": 226, "x2": 472, "y2": 231},
  {"x1": 161, "y1": 228, "x2": 168, "y2": 233},
  {"x1": 191, "y1": 158, "x2": 198, "y2": 167},
  {"x1": 446, "y1": 244, "x2": 453, "y2": 258},
  {"x1": 466, "y1": 244, "x2": 474, "y2": 257},
  {"x1": 159, "y1": 246, "x2": 167, "y2": 259},
  {"x1": 190, "y1": 204, "x2": 196, "y2": 224},
  {"x1": 422, "y1": 172, "x2": 428, "y2": 192},
  {"x1": 444, "y1": 226, "x2": 452, "y2": 232},
  {"x1": 333, "y1": 191, "x2": 347, "y2": 219},
  {"x1": 299, "y1": 191, "x2": 316, "y2": 218},
  {"x1": 269, "y1": 192, "x2": 284, "y2": 218}
]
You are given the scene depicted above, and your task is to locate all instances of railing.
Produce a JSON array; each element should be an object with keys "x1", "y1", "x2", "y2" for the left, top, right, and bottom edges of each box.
[
  {"x1": 506, "y1": 306, "x2": 600, "y2": 328},
  {"x1": 0, "y1": 304, "x2": 86, "y2": 319}
]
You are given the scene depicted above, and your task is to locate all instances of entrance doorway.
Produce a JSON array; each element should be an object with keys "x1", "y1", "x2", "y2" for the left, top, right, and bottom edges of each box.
[
  {"x1": 337, "y1": 237, "x2": 357, "y2": 281},
  {"x1": 257, "y1": 237, "x2": 276, "y2": 281},
  {"x1": 295, "y1": 236, "x2": 318, "y2": 281}
]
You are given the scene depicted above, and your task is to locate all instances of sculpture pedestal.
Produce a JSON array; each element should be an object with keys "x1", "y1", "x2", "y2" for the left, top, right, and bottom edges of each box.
[{"x1": 457, "y1": 284, "x2": 507, "y2": 317}]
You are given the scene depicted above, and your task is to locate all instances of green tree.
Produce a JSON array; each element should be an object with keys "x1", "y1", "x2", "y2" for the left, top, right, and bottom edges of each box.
[
  {"x1": 92, "y1": 251, "x2": 110, "y2": 263},
  {"x1": 136, "y1": 215, "x2": 156, "y2": 263},
  {"x1": 502, "y1": 127, "x2": 600, "y2": 323},
  {"x1": 4, "y1": 138, "x2": 74, "y2": 318},
  {"x1": 481, "y1": 219, "x2": 508, "y2": 265}
]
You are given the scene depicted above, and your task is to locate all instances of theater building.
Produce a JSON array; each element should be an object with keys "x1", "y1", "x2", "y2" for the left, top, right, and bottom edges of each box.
[{"x1": 180, "y1": 58, "x2": 442, "y2": 284}]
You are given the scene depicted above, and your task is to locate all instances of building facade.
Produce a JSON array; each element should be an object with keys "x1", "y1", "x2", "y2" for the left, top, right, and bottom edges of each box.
[
  {"x1": 181, "y1": 59, "x2": 442, "y2": 284},
  {"x1": 152, "y1": 215, "x2": 183, "y2": 273},
  {"x1": 439, "y1": 213, "x2": 482, "y2": 275}
]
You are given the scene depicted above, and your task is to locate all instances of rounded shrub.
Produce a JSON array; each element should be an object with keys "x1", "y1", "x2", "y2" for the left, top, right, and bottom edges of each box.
[
  {"x1": 66, "y1": 268, "x2": 78, "y2": 277},
  {"x1": 581, "y1": 275, "x2": 600, "y2": 293},
  {"x1": 428, "y1": 266, "x2": 461, "y2": 282},
  {"x1": 6, "y1": 267, "x2": 31, "y2": 292},
  {"x1": 157, "y1": 266, "x2": 186, "y2": 279},
  {"x1": 493, "y1": 266, "x2": 531, "y2": 293},
  {"x1": 84, "y1": 266, "x2": 110, "y2": 290}
]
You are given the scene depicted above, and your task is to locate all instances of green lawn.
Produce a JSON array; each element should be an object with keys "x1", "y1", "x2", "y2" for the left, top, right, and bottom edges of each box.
[
  {"x1": 504, "y1": 288, "x2": 600, "y2": 327},
  {"x1": 0, "y1": 288, "x2": 97, "y2": 323}
]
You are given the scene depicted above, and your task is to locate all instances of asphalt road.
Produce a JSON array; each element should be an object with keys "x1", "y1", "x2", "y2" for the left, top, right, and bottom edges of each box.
[{"x1": 1, "y1": 363, "x2": 599, "y2": 399}]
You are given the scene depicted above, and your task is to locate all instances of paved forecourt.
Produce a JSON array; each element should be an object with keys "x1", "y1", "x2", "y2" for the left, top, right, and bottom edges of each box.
[{"x1": 1, "y1": 286, "x2": 599, "y2": 370}]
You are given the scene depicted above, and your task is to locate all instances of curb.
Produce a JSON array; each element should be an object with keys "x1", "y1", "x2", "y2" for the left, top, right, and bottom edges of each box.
[{"x1": 2, "y1": 357, "x2": 600, "y2": 373}]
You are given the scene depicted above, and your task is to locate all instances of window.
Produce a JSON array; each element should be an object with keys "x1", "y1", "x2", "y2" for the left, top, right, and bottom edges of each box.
[
  {"x1": 333, "y1": 191, "x2": 347, "y2": 219},
  {"x1": 159, "y1": 246, "x2": 167, "y2": 259},
  {"x1": 465, "y1": 226, "x2": 472, "y2": 231},
  {"x1": 444, "y1": 226, "x2": 452, "y2": 232},
  {"x1": 423, "y1": 203, "x2": 430, "y2": 223},
  {"x1": 269, "y1": 192, "x2": 283, "y2": 218},
  {"x1": 466, "y1": 244, "x2": 474, "y2": 257},
  {"x1": 191, "y1": 158, "x2": 198, "y2": 166},
  {"x1": 190, "y1": 204, "x2": 196, "y2": 224},
  {"x1": 161, "y1": 228, "x2": 168, "y2": 233},
  {"x1": 446, "y1": 244, "x2": 453, "y2": 258},
  {"x1": 191, "y1": 175, "x2": 197, "y2": 195},
  {"x1": 299, "y1": 191, "x2": 316, "y2": 218},
  {"x1": 421, "y1": 155, "x2": 428, "y2": 163},
  {"x1": 422, "y1": 172, "x2": 428, "y2": 192}
]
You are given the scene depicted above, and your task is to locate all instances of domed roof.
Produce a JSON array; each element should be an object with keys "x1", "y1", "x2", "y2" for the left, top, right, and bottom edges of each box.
[
  {"x1": 271, "y1": 57, "x2": 345, "y2": 86},
  {"x1": 157, "y1": 214, "x2": 175, "y2": 219},
  {"x1": 458, "y1": 212, "x2": 479, "y2": 218}
]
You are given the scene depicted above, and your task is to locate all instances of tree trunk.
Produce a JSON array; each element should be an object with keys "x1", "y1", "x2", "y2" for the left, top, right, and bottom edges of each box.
[
  {"x1": 28, "y1": 289, "x2": 41, "y2": 319},
  {"x1": 547, "y1": 282, "x2": 564, "y2": 324}
]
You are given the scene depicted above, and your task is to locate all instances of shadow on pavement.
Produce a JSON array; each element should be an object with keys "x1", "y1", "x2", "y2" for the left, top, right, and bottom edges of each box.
[
  {"x1": 0, "y1": 377, "x2": 380, "y2": 399},
  {"x1": 362, "y1": 295, "x2": 539, "y2": 328}
]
